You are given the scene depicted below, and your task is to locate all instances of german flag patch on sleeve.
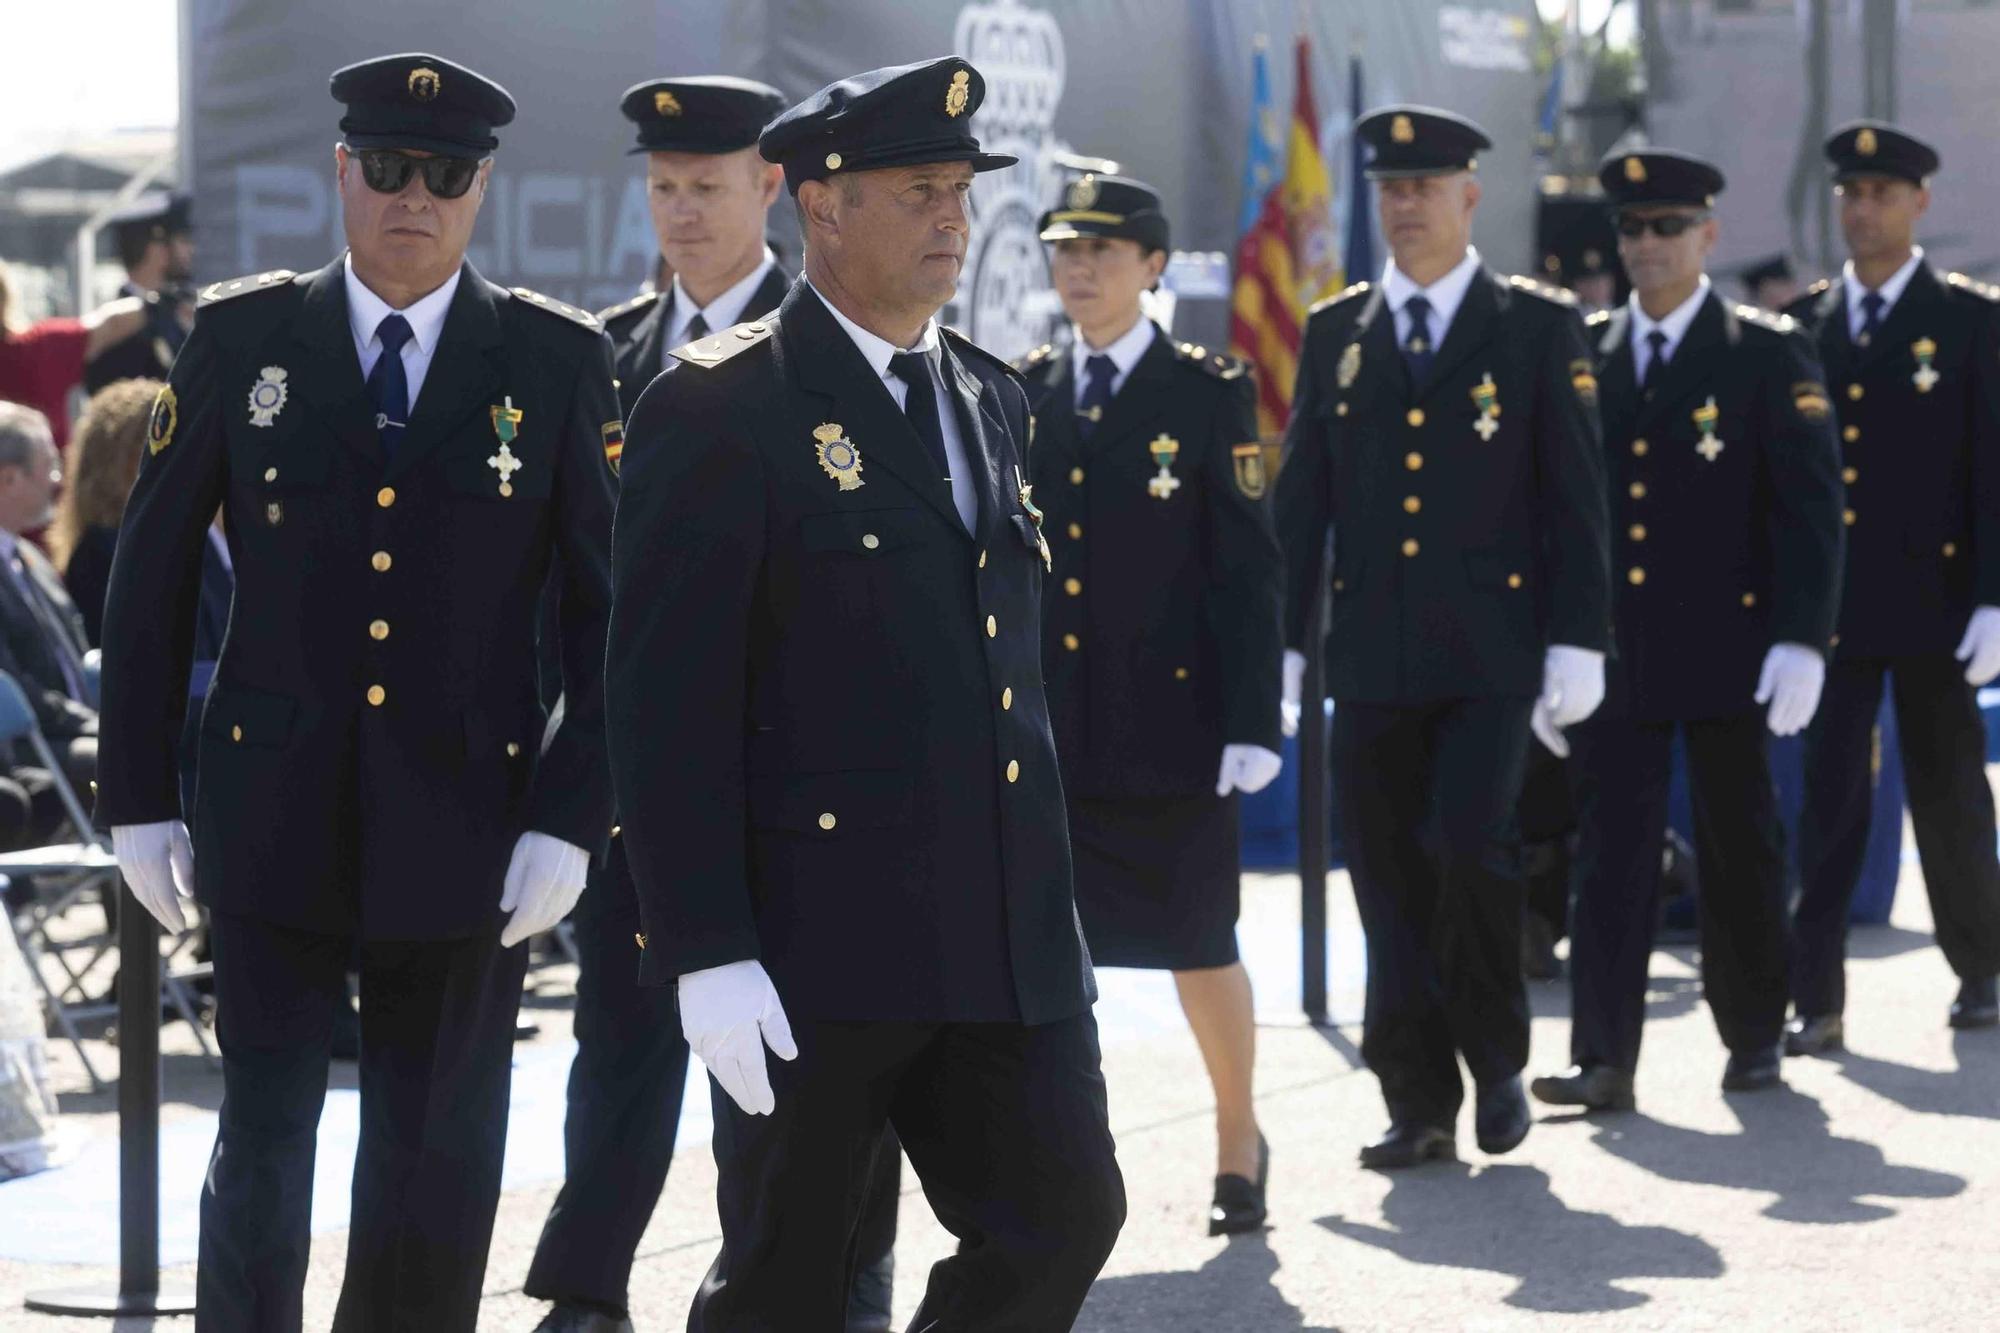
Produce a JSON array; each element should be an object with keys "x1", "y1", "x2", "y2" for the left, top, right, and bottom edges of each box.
[{"x1": 602, "y1": 420, "x2": 625, "y2": 474}]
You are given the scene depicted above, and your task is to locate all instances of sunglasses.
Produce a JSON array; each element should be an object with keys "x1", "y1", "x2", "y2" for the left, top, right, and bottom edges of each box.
[
  {"x1": 1615, "y1": 212, "x2": 1709, "y2": 240},
  {"x1": 355, "y1": 150, "x2": 484, "y2": 200}
]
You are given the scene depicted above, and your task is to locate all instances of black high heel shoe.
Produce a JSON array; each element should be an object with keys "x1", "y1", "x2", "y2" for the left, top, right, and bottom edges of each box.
[{"x1": 1207, "y1": 1134, "x2": 1270, "y2": 1236}]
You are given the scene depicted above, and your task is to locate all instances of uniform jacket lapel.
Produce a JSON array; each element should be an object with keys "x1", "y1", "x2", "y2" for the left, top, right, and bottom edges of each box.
[
  {"x1": 1852, "y1": 261, "x2": 1942, "y2": 377},
  {"x1": 288, "y1": 259, "x2": 381, "y2": 467},
  {"x1": 618, "y1": 297, "x2": 670, "y2": 400},
  {"x1": 1634, "y1": 290, "x2": 1725, "y2": 432},
  {"x1": 1090, "y1": 327, "x2": 1175, "y2": 457},
  {"x1": 389, "y1": 264, "x2": 505, "y2": 481},
  {"x1": 1417, "y1": 270, "x2": 1498, "y2": 401},
  {"x1": 942, "y1": 340, "x2": 1013, "y2": 539},
  {"x1": 1348, "y1": 286, "x2": 1408, "y2": 411}
]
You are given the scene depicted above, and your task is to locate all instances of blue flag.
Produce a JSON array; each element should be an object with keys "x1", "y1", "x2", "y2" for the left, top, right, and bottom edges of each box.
[
  {"x1": 1342, "y1": 54, "x2": 1374, "y2": 287},
  {"x1": 1237, "y1": 38, "x2": 1281, "y2": 238}
]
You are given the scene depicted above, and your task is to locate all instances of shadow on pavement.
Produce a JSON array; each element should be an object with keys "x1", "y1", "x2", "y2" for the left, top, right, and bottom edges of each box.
[
  {"x1": 1824, "y1": 1029, "x2": 2000, "y2": 1121},
  {"x1": 1077, "y1": 1232, "x2": 1340, "y2": 1332},
  {"x1": 1318, "y1": 1164, "x2": 1722, "y2": 1312},
  {"x1": 1589, "y1": 1085, "x2": 1965, "y2": 1223},
  {"x1": 1844, "y1": 922, "x2": 1938, "y2": 962}
]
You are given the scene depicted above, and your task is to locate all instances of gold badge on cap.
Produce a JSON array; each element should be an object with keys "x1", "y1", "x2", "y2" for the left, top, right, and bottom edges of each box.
[
  {"x1": 148, "y1": 385, "x2": 178, "y2": 455},
  {"x1": 1231, "y1": 443, "x2": 1267, "y2": 499},
  {"x1": 488, "y1": 396, "x2": 525, "y2": 497},
  {"x1": 654, "y1": 90, "x2": 683, "y2": 116},
  {"x1": 813, "y1": 423, "x2": 864, "y2": 491},
  {"x1": 1912, "y1": 337, "x2": 1939, "y2": 392},
  {"x1": 1390, "y1": 114, "x2": 1414, "y2": 144},
  {"x1": 1146, "y1": 433, "x2": 1182, "y2": 500},
  {"x1": 1857, "y1": 127, "x2": 1878, "y2": 157},
  {"x1": 1694, "y1": 396, "x2": 1724, "y2": 461},
  {"x1": 1068, "y1": 174, "x2": 1099, "y2": 209},
  {"x1": 1624, "y1": 156, "x2": 1646, "y2": 183},
  {"x1": 246, "y1": 366, "x2": 289, "y2": 428},
  {"x1": 945, "y1": 69, "x2": 971, "y2": 118},
  {"x1": 1337, "y1": 342, "x2": 1362, "y2": 389},
  {"x1": 408, "y1": 66, "x2": 442, "y2": 102}
]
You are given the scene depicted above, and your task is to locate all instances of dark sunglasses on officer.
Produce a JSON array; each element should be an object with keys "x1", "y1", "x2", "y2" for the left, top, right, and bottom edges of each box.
[
  {"x1": 1615, "y1": 210, "x2": 1710, "y2": 240},
  {"x1": 353, "y1": 148, "x2": 486, "y2": 200}
]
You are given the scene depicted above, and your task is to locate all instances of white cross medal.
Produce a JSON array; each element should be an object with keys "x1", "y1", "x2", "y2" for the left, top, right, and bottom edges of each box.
[
  {"x1": 1694, "y1": 396, "x2": 1724, "y2": 462},
  {"x1": 488, "y1": 396, "x2": 524, "y2": 497},
  {"x1": 1912, "y1": 337, "x2": 1939, "y2": 393},
  {"x1": 1470, "y1": 373, "x2": 1501, "y2": 441}
]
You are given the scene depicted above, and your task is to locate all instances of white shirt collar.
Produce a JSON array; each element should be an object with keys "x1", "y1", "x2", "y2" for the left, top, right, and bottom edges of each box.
[
  {"x1": 1070, "y1": 314, "x2": 1158, "y2": 387},
  {"x1": 1383, "y1": 245, "x2": 1483, "y2": 332},
  {"x1": 344, "y1": 253, "x2": 461, "y2": 357},
  {"x1": 1843, "y1": 245, "x2": 1925, "y2": 321},
  {"x1": 1628, "y1": 275, "x2": 1712, "y2": 356},
  {"x1": 803, "y1": 278, "x2": 939, "y2": 378},
  {"x1": 669, "y1": 248, "x2": 779, "y2": 342}
]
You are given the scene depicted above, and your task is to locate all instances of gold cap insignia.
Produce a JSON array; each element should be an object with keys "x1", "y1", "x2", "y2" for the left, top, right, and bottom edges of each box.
[
  {"x1": 1624, "y1": 156, "x2": 1646, "y2": 183},
  {"x1": 1390, "y1": 114, "x2": 1415, "y2": 145},
  {"x1": 408, "y1": 66, "x2": 442, "y2": 102},
  {"x1": 813, "y1": 423, "x2": 865, "y2": 491},
  {"x1": 148, "y1": 385, "x2": 178, "y2": 455},
  {"x1": 654, "y1": 90, "x2": 683, "y2": 117},
  {"x1": 1068, "y1": 174, "x2": 1099, "y2": 209},
  {"x1": 1856, "y1": 127, "x2": 1878, "y2": 157},
  {"x1": 945, "y1": 69, "x2": 971, "y2": 118}
]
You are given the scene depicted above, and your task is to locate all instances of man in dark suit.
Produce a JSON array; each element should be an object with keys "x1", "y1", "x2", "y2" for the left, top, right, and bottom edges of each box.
[
  {"x1": 607, "y1": 57, "x2": 1125, "y2": 1331},
  {"x1": 1783, "y1": 122, "x2": 2000, "y2": 1051},
  {"x1": 1275, "y1": 106, "x2": 1612, "y2": 1169},
  {"x1": 1530, "y1": 149, "x2": 1844, "y2": 1114},
  {"x1": 97, "y1": 54, "x2": 618, "y2": 1330}
]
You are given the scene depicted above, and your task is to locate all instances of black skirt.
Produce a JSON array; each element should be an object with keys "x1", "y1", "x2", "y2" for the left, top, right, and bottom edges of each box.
[{"x1": 1068, "y1": 793, "x2": 1241, "y2": 971}]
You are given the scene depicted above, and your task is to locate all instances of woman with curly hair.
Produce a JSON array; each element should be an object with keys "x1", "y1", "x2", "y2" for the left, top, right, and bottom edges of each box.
[{"x1": 49, "y1": 377, "x2": 159, "y2": 645}]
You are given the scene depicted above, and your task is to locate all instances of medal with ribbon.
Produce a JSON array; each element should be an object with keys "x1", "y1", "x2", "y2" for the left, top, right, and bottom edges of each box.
[
  {"x1": 1912, "y1": 337, "x2": 1939, "y2": 393},
  {"x1": 488, "y1": 396, "x2": 524, "y2": 496},
  {"x1": 1471, "y1": 372, "x2": 1501, "y2": 441},
  {"x1": 1694, "y1": 396, "x2": 1724, "y2": 462},
  {"x1": 1147, "y1": 433, "x2": 1182, "y2": 499}
]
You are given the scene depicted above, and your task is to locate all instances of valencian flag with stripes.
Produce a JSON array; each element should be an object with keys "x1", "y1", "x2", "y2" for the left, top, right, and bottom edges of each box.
[{"x1": 1228, "y1": 34, "x2": 1342, "y2": 438}]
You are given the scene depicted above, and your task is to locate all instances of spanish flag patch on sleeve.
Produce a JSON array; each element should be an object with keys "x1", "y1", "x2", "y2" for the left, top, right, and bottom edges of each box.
[{"x1": 602, "y1": 420, "x2": 625, "y2": 474}]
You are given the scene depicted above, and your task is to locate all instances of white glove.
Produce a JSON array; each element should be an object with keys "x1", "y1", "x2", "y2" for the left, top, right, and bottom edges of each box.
[
  {"x1": 678, "y1": 959, "x2": 798, "y2": 1116},
  {"x1": 112, "y1": 820, "x2": 195, "y2": 932},
  {"x1": 1754, "y1": 642, "x2": 1826, "y2": 737},
  {"x1": 1956, "y1": 605, "x2": 2000, "y2": 687},
  {"x1": 1531, "y1": 645, "x2": 1606, "y2": 758},
  {"x1": 1217, "y1": 744, "x2": 1283, "y2": 796},
  {"x1": 497, "y1": 831, "x2": 590, "y2": 947},
  {"x1": 1281, "y1": 649, "x2": 1306, "y2": 738}
]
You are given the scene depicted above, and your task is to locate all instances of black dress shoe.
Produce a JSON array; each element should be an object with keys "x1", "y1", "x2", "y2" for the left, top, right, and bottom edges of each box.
[
  {"x1": 1475, "y1": 1076, "x2": 1531, "y2": 1155},
  {"x1": 1721, "y1": 1046, "x2": 1784, "y2": 1092},
  {"x1": 1358, "y1": 1122, "x2": 1456, "y2": 1171},
  {"x1": 1784, "y1": 1013, "x2": 1845, "y2": 1057},
  {"x1": 1208, "y1": 1134, "x2": 1270, "y2": 1236},
  {"x1": 532, "y1": 1303, "x2": 635, "y2": 1333},
  {"x1": 845, "y1": 1250, "x2": 894, "y2": 1333},
  {"x1": 1950, "y1": 975, "x2": 1999, "y2": 1030},
  {"x1": 1529, "y1": 1064, "x2": 1635, "y2": 1112}
]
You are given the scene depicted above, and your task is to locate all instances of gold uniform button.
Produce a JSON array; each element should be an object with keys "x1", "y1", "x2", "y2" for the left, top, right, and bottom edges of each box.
[
  {"x1": 985, "y1": 615, "x2": 997, "y2": 638},
  {"x1": 1847, "y1": 383, "x2": 1864, "y2": 401},
  {"x1": 1336, "y1": 402, "x2": 1350, "y2": 417},
  {"x1": 371, "y1": 550, "x2": 392, "y2": 572},
  {"x1": 1332, "y1": 579, "x2": 1345, "y2": 592},
  {"x1": 1630, "y1": 524, "x2": 1647, "y2": 542},
  {"x1": 377, "y1": 487, "x2": 396, "y2": 508},
  {"x1": 1507, "y1": 573, "x2": 1523, "y2": 589},
  {"x1": 1070, "y1": 467, "x2": 1085, "y2": 484},
  {"x1": 366, "y1": 685, "x2": 386, "y2": 707},
  {"x1": 1063, "y1": 633, "x2": 1080, "y2": 651},
  {"x1": 818, "y1": 812, "x2": 837, "y2": 831},
  {"x1": 1067, "y1": 522, "x2": 1083, "y2": 540},
  {"x1": 1406, "y1": 408, "x2": 1426, "y2": 428},
  {"x1": 1403, "y1": 495, "x2": 1422, "y2": 514},
  {"x1": 1843, "y1": 425, "x2": 1861, "y2": 443},
  {"x1": 1843, "y1": 467, "x2": 1859, "y2": 484},
  {"x1": 1001, "y1": 687, "x2": 1014, "y2": 710},
  {"x1": 1174, "y1": 666, "x2": 1190, "y2": 680},
  {"x1": 1843, "y1": 509, "x2": 1857, "y2": 526},
  {"x1": 1005, "y1": 760, "x2": 1020, "y2": 784},
  {"x1": 506, "y1": 742, "x2": 522, "y2": 757},
  {"x1": 263, "y1": 466, "x2": 278, "y2": 483},
  {"x1": 862, "y1": 533, "x2": 880, "y2": 550},
  {"x1": 231, "y1": 725, "x2": 243, "y2": 743},
  {"x1": 1628, "y1": 567, "x2": 1646, "y2": 586},
  {"x1": 1401, "y1": 538, "x2": 1420, "y2": 557},
  {"x1": 1063, "y1": 578, "x2": 1082, "y2": 596},
  {"x1": 1629, "y1": 482, "x2": 1647, "y2": 500},
  {"x1": 1742, "y1": 592, "x2": 1757, "y2": 607},
  {"x1": 1404, "y1": 452, "x2": 1424, "y2": 472},
  {"x1": 369, "y1": 619, "x2": 390, "y2": 641},
  {"x1": 1632, "y1": 438, "x2": 1649, "y2": 457},
  {"x1": 1944, "y1": 542, "x2": 1959, "y2": 558}
]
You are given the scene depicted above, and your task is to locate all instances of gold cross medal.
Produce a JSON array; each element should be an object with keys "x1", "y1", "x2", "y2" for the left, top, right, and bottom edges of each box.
[
  {"x1": 1016, "y1": 466, "x2": 1052, "y2": 570},
  {"x1": 1147, "y1": 433, "x2": 1182, "y2": 499},
  {"x1": 488, "y1": 396, "x2": 524, "y2": 497},
  {"x1": 1470, "y1": 373, "x2": 1501, "y2": 441},
  {"x1": 1912, "y1": 337, "x2": 1939, "y2": 393},
  {"x1": 1694, "y1": 396, "x2": 1724, "y2": 461},
  {"x1": 247, "y1": 366, "x2": 289, "y2": 428},
  {"x1": 813, "y1": 423, "x2": 864, "y2": 491}
]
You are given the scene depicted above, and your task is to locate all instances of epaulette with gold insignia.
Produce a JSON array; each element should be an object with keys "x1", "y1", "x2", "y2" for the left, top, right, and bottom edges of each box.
[
  {"x1": 1506, "y1": 274, "x2": 1578, "y2": 306},
  {"x1": 511, "y1": 287, "x2": 602, "y2": 331},
  {"x1": 196, "y1": 269, "x2": 296, "y2": 308},
  {"x1": 1804, "y1": 278, "x2": 1833, "y2": 297},
  {"x1": 1585, "y1": 309, "x2": 1612, "y2": 328},
  {"x1": 1011, "y1": 342, "x2": 1057, "y2": 372},
  {"x1": 669, "y1": 318, "x2": 775, "y2": 369},
  {"x1": 1733, "y1": 303, "x2": 1796, "y2": 333},
  {"x1": 1171, "y1": 339, "x2": 1250, "y2": 380},
  {"x1": 1946, "y1": 271, "x2": 2000, "y2": 302},
  {"x1": 1309, "y1": 280, "x2": 1370, "y2": 315},
  {"x1": 597, "y1": 289, "x2": 662, "y2": 325}
]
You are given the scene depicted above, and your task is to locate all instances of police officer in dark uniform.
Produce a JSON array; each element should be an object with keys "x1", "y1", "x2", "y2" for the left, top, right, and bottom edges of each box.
[
  {"x1": 99, "y1": 54, "x2": 617, "y2": 1331},
  {"x1": 607, "y1": 56, "x2": 1125, "y2": 1331},
  {"x1": 83, "y1": 192, "x2": 196, "y2": 392},
  {"x1": 1783, "y1": 123, "x2": 2000, "y2": 1052},
  {"x1": 1530, "y1": 149, "x2": 1844, "y2": 1114},
  {"x1": 1275, "y1": 106, "x2": 1611, "y2": 1169},
  {"x1": 1740, "y1": 253, "x2": 1802, "y2": 313},
  {"x1": 1016, "y1": 172, "x2": 1283, "y2": 1233}
]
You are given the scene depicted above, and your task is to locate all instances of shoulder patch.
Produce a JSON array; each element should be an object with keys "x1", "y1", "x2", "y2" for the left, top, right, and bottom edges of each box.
[
  {"x1": 196, "y1": 269, "x2": 296, "y2": 309},
  {"x1": 1507, "y1": 274, "x2": 1578, "y2": 306},
  {"x1": 510, "y1": 287, "x2": 602, "y2": 332},
  {"x1": 1733, "y1": 303, "x2": 1796, "y2": 333},
  {"x1": 597, "y1": 289, "x2": 662, "y2": 325},
  {"x1": 669, "y1": 318, "x2": 775, "y2": 369},
  {"x1": 941, "y1": 326, "x2": 1026, "y2": 385},
  {"x1": 1584, "y1": 309, "x2": 1612, "y2": 329},
  {"x1": 1309, "y1": 280, "x2": 1370, "y2": 316},
  {"x1": 1946, "y1": 271, "x2": 2000, "y2": 303},
  {"x1": 1011, "y1": 342, "x2": 1056, "y2": 372},
  {"x1": 1171, "y1": 338, "x2": 1250, "y2": 380}
]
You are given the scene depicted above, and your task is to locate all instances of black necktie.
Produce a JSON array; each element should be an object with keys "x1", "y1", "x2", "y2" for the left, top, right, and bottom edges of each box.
[
  {"x1": 1077, "y1": 353, "x2": 1116, "y2": 440},
  {"x1": 366, "y1": 313, "x2": 414, "y2": 458},
  {"x1": 1641, "y1": 329, "x2": 1669, "y2": 391},
  {"x1": 1859, "y1": 291, "x2": 1884, "y2": 346},
  {"x1": 683, "y1": 311, "x2": 710, "y2": 344},
  {"x1": 1402, "y1": 295, "x2": 1435, "y2": 382},
  {"x1": 888, "y1": 350, "x2": 951, "y2": 479}
]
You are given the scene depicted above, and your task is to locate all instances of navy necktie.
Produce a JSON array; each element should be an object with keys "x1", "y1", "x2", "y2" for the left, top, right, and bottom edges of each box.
[
  {"x1": 1859, "y1": 291, "x2": 1884, "y2": 346},
  {"x1": 683, "y1": 311, "x2": 710, "y2": 344},
  {"x1": 1402, "y1": 295, "x2": 1435, "y2": 383},
  {"x1": 366, "y1": 313, "x2": 414, "y2": 458},
  {"x1": 1077, "y1": 353, "x2": 1116, "y2": 439},
  {"x1": 888, "y1": 350, "x2": 951, "y2": 479},
  {"x1": 1642, "y1": 329, "x2": 1669, "y2": 390}
]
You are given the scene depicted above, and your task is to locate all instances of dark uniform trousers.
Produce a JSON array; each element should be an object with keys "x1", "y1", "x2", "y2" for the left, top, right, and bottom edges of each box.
[
  {"x1": 1277, "y1": 271, "x2": 1613, "y2": 1129},
  {"x1": 1567, "y1": 293, "x2": 1843, "y2": 1070},
  {"x1": 1784, "y1": 264, "x2": 2000, "y2": 1014}
]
